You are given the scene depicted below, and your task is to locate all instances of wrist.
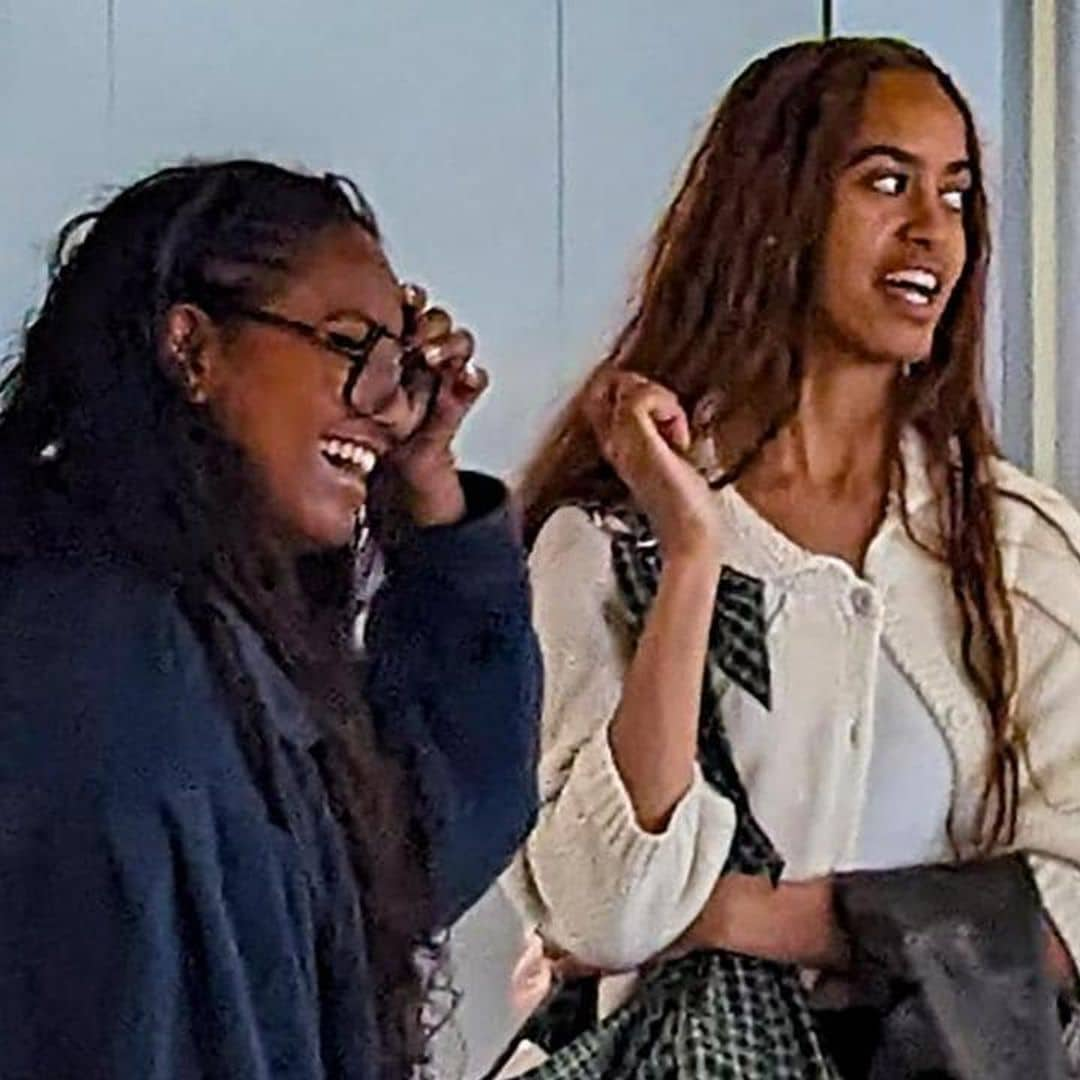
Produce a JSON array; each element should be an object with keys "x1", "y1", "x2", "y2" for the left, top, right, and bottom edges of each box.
[
  {"x1": 397, "y1": 455, "x2": 466, "y2": 527},
  {"x1": 657, "y1": 520, "x2": 724, "y2": 566},
  {"x1": 661, "y1": 544, "x2": 723, "y2": 583},
  {"x1": 405, "y1": 479, "x2": 466, "y2": 527}
]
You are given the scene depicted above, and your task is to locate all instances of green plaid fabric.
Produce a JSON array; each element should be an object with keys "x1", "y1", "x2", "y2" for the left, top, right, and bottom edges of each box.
[{"x1": 515, "y1": 507, "x2": 837, "y2": 1079}]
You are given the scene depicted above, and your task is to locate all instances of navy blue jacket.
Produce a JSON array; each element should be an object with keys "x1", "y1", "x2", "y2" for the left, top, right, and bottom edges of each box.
[{"x1": 0, "y1": 474, "x2": 541, "y2": 1079}]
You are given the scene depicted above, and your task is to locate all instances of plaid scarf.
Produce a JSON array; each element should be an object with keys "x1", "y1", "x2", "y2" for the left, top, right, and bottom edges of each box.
[{"x1": 513, "y1": 506, "x2": 837, "y2": 1078}]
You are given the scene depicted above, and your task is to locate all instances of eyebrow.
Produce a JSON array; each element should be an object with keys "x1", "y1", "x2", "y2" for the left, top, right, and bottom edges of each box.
[{"x1": 846, "y1": 143, "x2": 972, "y2": 176}]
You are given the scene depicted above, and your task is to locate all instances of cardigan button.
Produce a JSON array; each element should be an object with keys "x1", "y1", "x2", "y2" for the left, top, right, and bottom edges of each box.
[{"x1": 851, "y1": 587, "x2": 876, "y2": 617}]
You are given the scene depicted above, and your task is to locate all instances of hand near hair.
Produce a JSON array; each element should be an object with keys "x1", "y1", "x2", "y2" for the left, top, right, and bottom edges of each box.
[
  {"x1": 387, "y1": 283, "x2": 489, "y2": 526},
  {"x1": 584, "y1": 369, "x2": 721, "y2": 563}
]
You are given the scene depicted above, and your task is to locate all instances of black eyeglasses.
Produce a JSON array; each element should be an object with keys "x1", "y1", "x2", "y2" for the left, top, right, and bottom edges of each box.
[{"x1": 230, "y1": 305, "x2": 424, "y2": 410}]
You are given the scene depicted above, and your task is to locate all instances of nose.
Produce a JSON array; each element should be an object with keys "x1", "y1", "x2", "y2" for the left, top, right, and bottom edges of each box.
[{"x1": 900, "y1": 180, "x2": 950, "y2": 249}]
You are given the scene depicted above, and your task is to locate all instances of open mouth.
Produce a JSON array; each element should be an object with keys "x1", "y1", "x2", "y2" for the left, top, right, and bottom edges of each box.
[
  {"x1": 881, "y1": 268, "x2": 941, "y2": 308},
  {"x1": 319, "y1": 436, "x2": 378, "y2": 478}
]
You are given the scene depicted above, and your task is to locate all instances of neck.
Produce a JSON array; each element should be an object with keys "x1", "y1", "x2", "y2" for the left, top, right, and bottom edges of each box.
[{"x1": 755, "y1": 334, "x2": 900, "y2": 497}]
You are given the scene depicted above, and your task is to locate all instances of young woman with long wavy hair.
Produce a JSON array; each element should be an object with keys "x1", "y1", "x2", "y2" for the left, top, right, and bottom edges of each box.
[{"x1": 505, "y1": 37, "x2": 1079, "y2": 1076}]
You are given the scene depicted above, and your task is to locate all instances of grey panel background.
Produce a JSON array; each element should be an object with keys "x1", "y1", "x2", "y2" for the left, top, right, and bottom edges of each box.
[
  {"x1": 1058, "y1": 1, "x2": 1080, "y2": 502},
  {"x1": 556, "y1": 1, "x2": 822, "y2": 395},
  {"x1": 0, "y1": 1, "x2": 112, "y2": 360}
]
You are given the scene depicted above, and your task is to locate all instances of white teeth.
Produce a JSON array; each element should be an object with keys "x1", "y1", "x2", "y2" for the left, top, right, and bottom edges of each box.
[
  {"x1": 319, "y1": 437, "x2": 378, "y2": 476},
  {"x1": 885, "y1": 268, "x2": 939, "y2": 292}
]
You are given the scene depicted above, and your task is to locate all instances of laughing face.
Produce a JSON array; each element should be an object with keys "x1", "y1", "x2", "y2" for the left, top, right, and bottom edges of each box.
[
  {"x1": 811, "y1": 68, "x2": 973, "y2": 367},
  {"x1": 184, "y1": 223, "x2": 409, "y2": 551}
]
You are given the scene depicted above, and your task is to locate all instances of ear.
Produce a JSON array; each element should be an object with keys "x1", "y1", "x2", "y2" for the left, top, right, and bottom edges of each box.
[{"x1": 159, "y1": 303, "x2": 220, "y2": 405}]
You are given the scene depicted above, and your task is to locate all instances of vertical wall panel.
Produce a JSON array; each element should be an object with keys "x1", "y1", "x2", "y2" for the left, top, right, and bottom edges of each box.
[
  {"x1": 556, "y1": 2, "x2": 822, "y2": 407},
  {"x1": 1056, "y1": 2, "x2": 1080, "y2": 501},
  {"x1": 0, "y1": 1, "x2": 110, "y2": 358}
]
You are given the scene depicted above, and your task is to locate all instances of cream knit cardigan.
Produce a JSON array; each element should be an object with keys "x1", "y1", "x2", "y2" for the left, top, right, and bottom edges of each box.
[{"x1": 503, "y1": 438, "x2": 1080, "y2": 980}]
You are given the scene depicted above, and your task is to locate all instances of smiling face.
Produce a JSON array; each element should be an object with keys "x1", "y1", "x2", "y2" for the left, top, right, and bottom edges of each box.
[
  {"x1": 810, "y1": 68, "x2": 973, "y2": 368},
  {"x1": 184, "y1": 223, "x2": 409, "y2": 551}
]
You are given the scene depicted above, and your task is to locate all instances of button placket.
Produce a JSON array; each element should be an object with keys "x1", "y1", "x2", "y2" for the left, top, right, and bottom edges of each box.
[
  {"x1": 851, "y1": 586, "x2": 875, "y2": 618},
  {"x1": 846, "y1": 585, "x2": 881, "y2": 749}
]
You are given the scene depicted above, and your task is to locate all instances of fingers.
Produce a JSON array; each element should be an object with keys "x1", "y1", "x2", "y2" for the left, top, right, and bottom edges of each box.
[
  {"x1": 510, "y1": 932, "x2": 554, "y2": 1014},
  {"x1": 389, "y1": 284, "x2": 489, "y2": 455},
  {"x1": 400, "y1": 282, "x2": 427, "y2": 330},
  {"x1": 421, "y1": 359, "x2": 489, "y2": 441},
  {"x1": 412, "y1": 305, "x2": 452, "y2": 348},
  {"x1": 585, "y1": 369, "x2": 690, "y2": 460},
  {"x1": 421, "y1": 326, "x2": 475, "y2": 371},
  {"x1": 399, "y1": 285, "x2": 477, "y2": 375}
]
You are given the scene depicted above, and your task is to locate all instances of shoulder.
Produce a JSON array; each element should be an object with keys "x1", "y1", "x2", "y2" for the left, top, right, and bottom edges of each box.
[
  {"x1": 0, "y1": 557, "x2": 198, "y2": 678},
  {"x1": 529, "y1": 506, "x2": 635, "y2": 660},
  {"x1": 530, "y1": 504, "x2": 617, "y2": 581},
  {"x1": 989, "y1": 460, "x2": 1080, "y2": 635},
  {"x1": 0, "y1": 557, "x2": 237, "y2": 796},
  {"x1": 991, "y1": 458, "x2": 1080, "y2": 550}
]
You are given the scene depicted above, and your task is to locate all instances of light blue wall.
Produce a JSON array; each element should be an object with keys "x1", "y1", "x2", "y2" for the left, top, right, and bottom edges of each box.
[
  {"x1": 558, "y1": 2, "x2": 821, "y2": 370},
  {"x1": 1, "y1": 1, "x2": 112, "y2": 353}
]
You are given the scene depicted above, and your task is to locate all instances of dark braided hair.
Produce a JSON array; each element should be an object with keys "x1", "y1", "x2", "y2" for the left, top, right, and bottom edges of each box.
[
  {"x1": 0, "y1": 159, "x2": 440, "y2": 1075},
  {"x1": 520, "y1": 38, "x2": 1027, "y2": 852}
]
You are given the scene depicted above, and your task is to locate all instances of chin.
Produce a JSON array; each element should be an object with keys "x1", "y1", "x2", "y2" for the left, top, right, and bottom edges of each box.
[
  {"x1": 859, "y1": 332, "x2": 934, "y2": 368},
  {"x1": 284, "y1": 510, "x2": 358, "y2": 554}
]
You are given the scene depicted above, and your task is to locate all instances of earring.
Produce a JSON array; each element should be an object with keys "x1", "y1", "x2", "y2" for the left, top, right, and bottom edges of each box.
[
  {"x1": 184, "y1": 372, "x2": 208, "y2": 404},
  {"x1": 166, "y1": 332, "x2": 206, "y2": 402},
  {"x1": 351, "y1": 504, "x2": 370, "y2": 556}
]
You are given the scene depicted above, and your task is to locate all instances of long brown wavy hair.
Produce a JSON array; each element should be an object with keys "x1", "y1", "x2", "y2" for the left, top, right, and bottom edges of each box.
[{"x1": 520, "y1": 37, "x2": 1022, "y2": 851}]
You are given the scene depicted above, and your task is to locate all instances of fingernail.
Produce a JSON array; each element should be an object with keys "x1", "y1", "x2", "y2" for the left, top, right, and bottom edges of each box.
[
  {"x1": 462, "y1": 364, "x2": 484, "y2": 388},
  {"x1": 423, "y1": 343, "x2": 442, "y2": 366}
]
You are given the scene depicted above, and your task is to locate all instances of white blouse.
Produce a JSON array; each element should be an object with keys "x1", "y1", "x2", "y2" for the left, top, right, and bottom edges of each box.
[{"x1": 849, "y1": 646, "x2": 953, "y2": 871}]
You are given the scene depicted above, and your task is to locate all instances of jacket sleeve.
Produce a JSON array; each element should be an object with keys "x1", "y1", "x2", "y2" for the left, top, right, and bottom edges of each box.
[
  {"x1": 364, "y1": 472, "x2": 542, "y2": 928},
  {"x1": 500, "y1": 506, "x2": 736, "y2": 970}
]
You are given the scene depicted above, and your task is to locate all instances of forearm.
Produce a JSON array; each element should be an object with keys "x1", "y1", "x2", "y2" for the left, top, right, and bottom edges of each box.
[
  {"x1": 368, "y1": 472, "x2": 541, "y2": 922},
  {"x1": 686, "y1": 876, "x2": 1076, "y2": 986},
  {"x1": 609, "y1": 552, "x2": 720, "y2": 833},
  {"x1": 680, "y1": 873, "x2": 849, "y2": 970}
]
